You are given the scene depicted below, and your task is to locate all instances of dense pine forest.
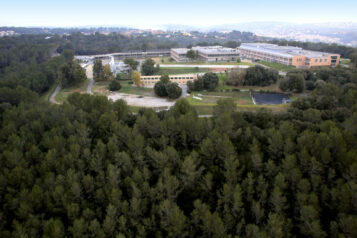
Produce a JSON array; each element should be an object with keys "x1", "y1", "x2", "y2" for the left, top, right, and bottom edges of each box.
[{"x1": 0, "y1": 34, "x2": 357, "y2": 237}]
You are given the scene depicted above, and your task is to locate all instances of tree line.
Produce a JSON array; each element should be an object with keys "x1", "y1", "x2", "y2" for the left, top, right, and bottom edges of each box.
[
  {"x1": 0, "y1": 76, "x2": 357, "y2": 236},
  {"x1": 0, "y1": 35, "x2": 87, "y2": 107}
]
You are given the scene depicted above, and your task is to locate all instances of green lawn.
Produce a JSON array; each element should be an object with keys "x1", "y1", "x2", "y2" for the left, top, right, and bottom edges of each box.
[
  {"x1": 341, "y1": 58, "x2": 350, "y2": 64},
  {"x1": 154, "y1": 57, "x2": 254, "y2": 66},
  {"x1": 92, "y1": 80, "x2": 154, "y2": 96},
  {"x1": 120, "y1": 81, "x2": 153, "y2": 96},
  {"x1": 192, "y1": 105, "x2": 214, "y2": 115},
  {"x1": 158, "y1": 67, "x2": 210, "y2": 75},
  {"x1": 191, "y1": 103, "x2": 289, "y2": 114},
  {"x1": 256, "y1": 61, "x2": 296, "y2": 72},
  {"x1": 187, "y1": 89, "x2": 253, "y2": 106},
  {"x1": 55, "y1": 78, "x2": 91, "y2": 103}
]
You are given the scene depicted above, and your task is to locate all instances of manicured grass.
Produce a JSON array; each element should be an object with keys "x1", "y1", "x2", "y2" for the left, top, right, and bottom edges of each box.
[
  {"x1": 55, "y1": 78, "x2": 90, "y2": 103},
  {"x1": 192, "y1": 102, "x2": 289, "y2": 114},
  {"x1": 186, "y1": 82, "x2": 295, "y2": 114},
  {"x1": 154, "y1": 57, "x2": 254, "y2": 66},
  {"x1": 187, "y1": 90, "x2": 253, "y2": 106},
  {"x1": 158, "y1": 67, "x2": 210, "y2": 75},
  {"x1": 192, "y1": 105, "x2": 214, "y2": 115},
  {"x1": 257, "y1": 61, "x2": 296, "y2": 72},
  {"x1": 92, "y1": 80, "x2": 154, "y2": 96},
  {"x1": 236, "y1": 104, "x2": 289, "y2": 112},
  {"x1": 119, "y1": 81, "x2": 154, "y2": 96},
  {"x1": 341, "y1": 58, "x2": 350, "y2": 64}
]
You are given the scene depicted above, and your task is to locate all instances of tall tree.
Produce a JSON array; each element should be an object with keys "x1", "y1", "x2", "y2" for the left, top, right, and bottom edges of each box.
[
  {"x1": 131, "y1": 71, "x2": 142, "y2": 87},
  {"x1": 93, "y1": 59, "x2": 103, "y2": 81},
  {"x1": 124, "y1": 58, "x2": 139, "y2": 71},
  {"x1": 186, "y1": 50, "x2": 196, "y2": 61},
  {"x1": 141, "y1": 58, "x2": 158, "y2": 76},
  {"x1": 58, "y1": 61, "x2": 86, "y2": 87}
]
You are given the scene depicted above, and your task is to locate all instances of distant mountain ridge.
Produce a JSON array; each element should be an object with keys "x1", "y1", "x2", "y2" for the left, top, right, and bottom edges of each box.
[
  {"x1": 2, "y1": 22, "x2": 357, "y2": 47},
  {"x1": 161, "y1": 22, "x2": 357, "y2": 47}
]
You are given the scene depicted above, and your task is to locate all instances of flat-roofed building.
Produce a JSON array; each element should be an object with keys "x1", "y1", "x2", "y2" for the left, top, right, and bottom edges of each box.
[
  {"x1": 170, "y1": 48, "x2": 190, "y2": 62},
  {"x1": 140, "y1": 74, "x2": 198, "y2": 87},
  {"x1": 193, "y1": 46, "x2": 240, "y2": 62},
  {"x1": 239, "y1": 43, "x2": 340, "y2": 68},
  {"x1": 170, "y1": 46, "x2": 240, "y2": 62}
]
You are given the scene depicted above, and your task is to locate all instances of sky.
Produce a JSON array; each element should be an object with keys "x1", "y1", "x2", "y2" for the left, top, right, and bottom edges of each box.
[{"x1": 1, "y1": 0, "x2": 357, "y2": 28}]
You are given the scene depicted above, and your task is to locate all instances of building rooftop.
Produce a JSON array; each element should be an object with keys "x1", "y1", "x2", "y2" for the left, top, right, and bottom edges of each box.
[
  {"x1": 193, "y1": 45, "x2": 240, "y2": 55},
  {"x1": 239, "y1": 43, "x2": 336, "y2": 59},
  {"x1": 171, "y1": 48, "x2": 190, "y2": 54}
]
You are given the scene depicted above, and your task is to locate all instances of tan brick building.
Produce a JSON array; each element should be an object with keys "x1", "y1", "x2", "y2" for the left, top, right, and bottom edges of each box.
[
  {"x1": 239, "y1": 43, "x2": 340, "y2": 68},
  {"x1": 140, "y1": 74, "x2": 197, "y2": 86}
]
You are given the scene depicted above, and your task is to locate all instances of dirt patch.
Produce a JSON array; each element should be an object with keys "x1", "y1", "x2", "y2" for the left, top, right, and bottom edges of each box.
[
  {"x1": 210, "y1": 68, "x2": 226, "y2": 72},
  {"x1": 236, "y1": 99, "x2": 249, "y2": 105},
  {"x1": 108, "y1": 93, "x2": 176, "y2": 108}
]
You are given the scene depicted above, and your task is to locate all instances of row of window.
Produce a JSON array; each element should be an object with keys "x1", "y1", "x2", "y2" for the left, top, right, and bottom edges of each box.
[
  {"x1": 142, "y1": 80, "x2": 188, "y2": 84},
  {"x1": 312, "y1": 58, "x2": 328, "y2": 63},
  {"x1": 241, "y1": 50, "x2": 290, "y2": 61},
  {"x1": 141, "y1": 77, "x2": 194, "y2": 80}
]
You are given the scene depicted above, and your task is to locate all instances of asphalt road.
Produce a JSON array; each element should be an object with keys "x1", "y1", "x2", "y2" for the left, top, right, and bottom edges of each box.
[
  {"x1": 180, "y1": 85, "x2": 188, "y2": 98},
  {"x1": 87, "y1": 78, "x2": 94, "y2": 94}
]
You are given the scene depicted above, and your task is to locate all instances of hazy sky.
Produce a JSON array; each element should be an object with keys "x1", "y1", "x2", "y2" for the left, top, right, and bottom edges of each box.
[{"x1": 1, "y1": 0, "x2": 356, "y2": 28}]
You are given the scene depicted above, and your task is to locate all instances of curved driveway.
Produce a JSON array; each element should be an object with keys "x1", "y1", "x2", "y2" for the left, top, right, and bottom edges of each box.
[{"x1": 50, "y1": 84, "x2": 61, "y2": 104}]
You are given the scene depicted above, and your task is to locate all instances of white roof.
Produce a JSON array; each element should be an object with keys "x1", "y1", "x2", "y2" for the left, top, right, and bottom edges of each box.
[
  {"x1": 239, "y1": 43, "x2": 336, "y2": 58},
  {"x1": 171, "y1": 48, "x2": 190, "y2": 54}
]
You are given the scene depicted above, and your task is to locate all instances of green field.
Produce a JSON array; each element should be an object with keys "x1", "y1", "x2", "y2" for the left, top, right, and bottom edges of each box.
[
  {"x1": 55, "y1": 78, "x2": 91, "y2": 103},
  {"x1": 91, "y1": 80, "x2": 154, "y2": 96},
  {"x1": 186, "y1": 72, "x2": 294, "y2": 113},
  {"x1": 154, "y1": 57, "x2": 254, "y2": 66},
  {"x1": 158, "y1": 67, "x2": 211, "y2": 75},
  {"x1": 256, "y1": 61, "x2": 296, "y2": 72},
  {"x1": 190, "y1": 100, "x2": 289, "y2": 114},
  {"x1": 340, "y1": 58, "x2": 351, "y2": 65},
  {"x1": 118, "y1": 81, "x2": 153, "y2": 96}
]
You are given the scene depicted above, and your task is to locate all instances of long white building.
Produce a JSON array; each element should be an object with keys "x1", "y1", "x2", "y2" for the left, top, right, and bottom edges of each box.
[
  {"x1": 171, "y1": 46, "x2": 240, "y2": 62},
  {"x1": 239, "y1": 43, "x2": 340, "y2": 68}
]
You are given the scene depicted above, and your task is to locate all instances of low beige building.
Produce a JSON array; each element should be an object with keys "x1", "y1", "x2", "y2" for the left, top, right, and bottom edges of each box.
[
  {"x1": 141, "y1": 74, "x2": 197, "y2": 86},
  {"x1": 239, "y1": 43, "x2": 340, "y2": 68},
  {"x1": 170, "y1": 48, "x2": 190, "y2": 62},
  {"x1": 171, "y1": 46, "x2": 240, "y2": 62}
]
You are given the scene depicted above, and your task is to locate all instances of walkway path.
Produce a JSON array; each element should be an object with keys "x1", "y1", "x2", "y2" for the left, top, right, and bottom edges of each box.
[
  {"x1": 181, "y1": 85, "x2": 188, "y2": 98},
  {"x1": 50, "y1": 84, "x2": 61, "y2": 104},
  {"x1": 85, "y1": 64, "x2": 94, "y2": 94},
  {"x1": 87, "y1": 78, "x2": 94, "y2": 94}
]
